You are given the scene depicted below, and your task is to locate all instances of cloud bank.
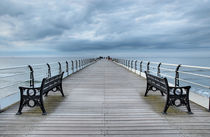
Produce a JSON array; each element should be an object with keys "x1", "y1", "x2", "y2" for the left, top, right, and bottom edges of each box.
[{"x1": 0, "y1": 0, "x2": 210, "y2": 56}]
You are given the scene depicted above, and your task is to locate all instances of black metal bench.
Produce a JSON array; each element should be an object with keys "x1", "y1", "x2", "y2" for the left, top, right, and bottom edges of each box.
[
  {"x1": 144, "y1": 71, "x2": 192, "y2": 114},
  {"x1": 16, "y1": 72, "x2": 64, "y2": 115}
]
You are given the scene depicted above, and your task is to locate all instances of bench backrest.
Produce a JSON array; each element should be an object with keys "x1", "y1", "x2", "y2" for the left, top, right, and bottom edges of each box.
[
  {"x1": 145, "y1": 71, "x2": 169, "y2": 94},
  {"x1": 40, "y1": 72, "x2": 64, "y2": 94}
]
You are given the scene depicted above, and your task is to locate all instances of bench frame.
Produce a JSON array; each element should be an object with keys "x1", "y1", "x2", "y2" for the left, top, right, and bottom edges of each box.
[
  {"x1": 144, "y1": 71, "x2": 192, "y2": 114},
  {"x1": 16, "y1": 72, "x2": 64, "y2": 115}
]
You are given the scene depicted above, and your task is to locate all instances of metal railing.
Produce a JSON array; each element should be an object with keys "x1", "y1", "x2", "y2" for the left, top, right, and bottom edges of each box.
[
  {"x1": 113, "y1": 58, "x2": 210, "y2": 109},
  {"x1": 0, "y1": 58, "x2": 95, "y2": 110}
]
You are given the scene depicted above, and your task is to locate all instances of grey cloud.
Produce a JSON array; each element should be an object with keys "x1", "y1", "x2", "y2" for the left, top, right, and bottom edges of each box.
[
  {"x1": 0, "y1": 0, "x2": 25, "y2": 16},
  {"x1": 0, "y1": 0, "x2": 210, "y2": 56}
]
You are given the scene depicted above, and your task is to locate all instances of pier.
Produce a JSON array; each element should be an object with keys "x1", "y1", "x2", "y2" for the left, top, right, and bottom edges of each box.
[{"x1": 1, "y1": 59, "x2": 210, "y2": 137}]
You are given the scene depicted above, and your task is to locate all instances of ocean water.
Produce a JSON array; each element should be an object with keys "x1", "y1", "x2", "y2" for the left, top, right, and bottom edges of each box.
[
  {"x1": 0, "y1": 57, "x2": 80, "y2": 68},
  {"x1": 0, "y1": 56, "x2": 210, "y2": 100},
  {"x1": 129, "y1": 57, "x2": 210, "y2": 67}
]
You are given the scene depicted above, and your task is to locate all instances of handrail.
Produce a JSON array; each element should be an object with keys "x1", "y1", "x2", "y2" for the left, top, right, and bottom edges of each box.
[
  {"x1": 161, "y1": 62, "x2": 180, "y2": 67},
  {"x1": 0, "y1": 81, "x2": 28, "y2": 89},
  {"x1": 159, "y1": 73, "x2": 175, "y2": 79},
  {"x1": 0, "y1": 65, "x2": 28, "y2": 70},
  {"x1": 179, "y1": 78, "x2": 210, "y2": 89},
  {"x1": 160, "y1": 67, "x2": 175, "y2": 72},
  {"x1": 113, "y1": 58, "x2": 210, "y2": 94},
  {"x1": 178, "y1": 71, "x2": 210, "y2": 79},
  {"x1": 181, "y1": 64, "x2": 210, "y2": 70},
  {"x1": 0, "y1": 72, "x2": 30, "y2": 78},
  {"x1": 0, "y1": 58, "x2": 95, "y2": 90}
]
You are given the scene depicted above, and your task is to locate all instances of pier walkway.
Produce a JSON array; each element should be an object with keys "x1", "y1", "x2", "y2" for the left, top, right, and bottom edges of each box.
[{"x1": 1, "y1": 60, "x2": 210, "y2": 137}]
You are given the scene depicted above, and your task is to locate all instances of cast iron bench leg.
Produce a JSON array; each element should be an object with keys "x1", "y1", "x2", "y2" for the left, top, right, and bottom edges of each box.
[
  {"x1": 39, "y1": 97, "x2": 47, "y2": 115},
  {"x1": 16, "y1": 99, "x2": 24, "y2": 115},
  {"x1": 162, "y1": 97, "x2": 170, "y2": 114},
  {"x1": 160, "y1": 90, "x2": 164, "y2": 96},
  {"x1": 186, "y1": 98, "x2": 193, "y2": 114},
  {"x1": 58, "y1": 84, "x2": 65, "y2": 97},
  {"x1": 144, "y1": 84, "x2": 150, "y2": 96},
  {"x1": 16, "y1": 88, "x2": 24, "y2": 115}
]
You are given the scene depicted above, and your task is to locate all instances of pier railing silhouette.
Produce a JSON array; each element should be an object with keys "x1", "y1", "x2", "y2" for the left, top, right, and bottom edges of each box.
[
  {"x1": 113, "y1": 58, "x2": 210, "y2": 110},
  {"x1": 0, "y1": 58, "x2": 95, "y2": 110}
]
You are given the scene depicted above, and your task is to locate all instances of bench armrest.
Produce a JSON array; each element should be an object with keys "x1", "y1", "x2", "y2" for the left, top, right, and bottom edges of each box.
[
  {"x1": 169, "y1": 86, "x2": 191, "y2": 95},
  {"x1": 19, "y1": 86, "x2": 41, "y2": 97},
  {"x1": 19, "y1": 86, "x2": 41, "y2": 90},
  {"x1": 169, "y1": 86, "x2": 191, "y2": 90}
]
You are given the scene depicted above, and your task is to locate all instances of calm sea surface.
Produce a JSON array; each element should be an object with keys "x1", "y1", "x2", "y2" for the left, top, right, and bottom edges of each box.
[{"x1": 0, "y1": 57, "x2": 80, "y2": 68}]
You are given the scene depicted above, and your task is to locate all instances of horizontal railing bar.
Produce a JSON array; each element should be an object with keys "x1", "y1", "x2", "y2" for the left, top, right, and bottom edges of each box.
[
  {"x1": 161, "y1": 62, "x2": 178, "y2": 66},
  {"x1": 0, "y1": 72, "x2": 30, "y2": 78},
  {"x1": 160, "y1": 67, "x2": 175, "y2": 72},
  {"x1": 31, "y1": 62, "x2": 58, "y2": 67},
  {"x1": 178, "y1": 78, "x2": 210, "y2": 89},
  {"x1": 178, "y1": 71, "x2": 210, "y2": 79},
  {"x1": 148, "y1": 70, "x2": 157, "y2": 74},
  {"x1": 0, "y1": 81, "x2": 28, "y2": 89},
  {"x1": 0, "y1": 59, "x2": 84, "y2": 71},
  {"x1": 149, "y1": 61, "x2": 161, "y2": 64},
  {"x1": 158, "y1": 73, "x2": 174, "y2": 79},
  {"x1": 0, "y1": 65, "x2": 28, "y2": 71},
  {"x1": 181, "y1": 64, "x2": 210, "y2": 70},
  {"x1": 134, "y1": 60, "x2": 148, "y2": 64},
  {"x1": 149, "y1": 67, "x2": 157, "y2": 70}
]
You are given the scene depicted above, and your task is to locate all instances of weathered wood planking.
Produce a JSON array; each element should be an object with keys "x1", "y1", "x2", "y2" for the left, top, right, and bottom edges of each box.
[{"x1": 0, "y1": 60, "x2": 210, "y2": 137}]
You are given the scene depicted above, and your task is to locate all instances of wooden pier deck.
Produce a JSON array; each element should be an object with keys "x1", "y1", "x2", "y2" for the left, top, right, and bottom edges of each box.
[{"x1": 1, "y1": 59, "x2": 210, "y2": 137}]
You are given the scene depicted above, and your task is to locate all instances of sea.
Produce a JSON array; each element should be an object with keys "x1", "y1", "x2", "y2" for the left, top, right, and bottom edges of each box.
[{"x1": 0, "y1": 56, "x2": 210, "y2": 101}]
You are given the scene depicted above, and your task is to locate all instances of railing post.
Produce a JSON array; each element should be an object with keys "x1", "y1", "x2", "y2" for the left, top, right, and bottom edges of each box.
[
  {"x1": 209, "y1": 98, "x2": 210, "y2": 112},
  {"x1": 147, "y1": 62, "x2": 150, "y2": 72},
  {"x1": 79, "y1": 60, "x2": 81, "y2": 70},
  {"x1": 71, "y1": 60, "x2": 74, "y2": 73},
  {"x1": 66, "y1": 61, "x2": 69, "y2": 76},
  {"x1": 47, "y1": 63, "x2": 51, "y2": 78},
  {"x1": 135, "y1": 60, "x2": 137, "y2": 70},
  {"x1": 81, "y1": 59, "x2": 83, "y2": 68},
  {"x1": 175, "y1": 64, "x2": 181, "y2": 87},
  {"x1": 157, "y1": 63, "x2": 161, "y2": 76},
  {"x1": 76, "y1": 60, "x2": 78, "y2": 71},
  {"x1": 85, "y1": 59, "x2": 87, "y2": 66},
  {"x1": 140, "y1": 61, "x2": 143, "y2": 73},
  {"x1": 131, "y1": 60, "x2": 133, "y2": 69},
  {"x1": 28, "y1": 65, "x2": 34, "y2": 87},
  {"x1": 58, "y1": 62, "x2": 61, "y2": 74},
  {"x1": 128, "y1": 60, "x2": 130, "y2": 68}
]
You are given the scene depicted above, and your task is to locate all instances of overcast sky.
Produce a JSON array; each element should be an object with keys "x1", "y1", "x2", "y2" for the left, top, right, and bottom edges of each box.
[{"x1": 0, "y1": 0, "x2": 210, "y2": 57}]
